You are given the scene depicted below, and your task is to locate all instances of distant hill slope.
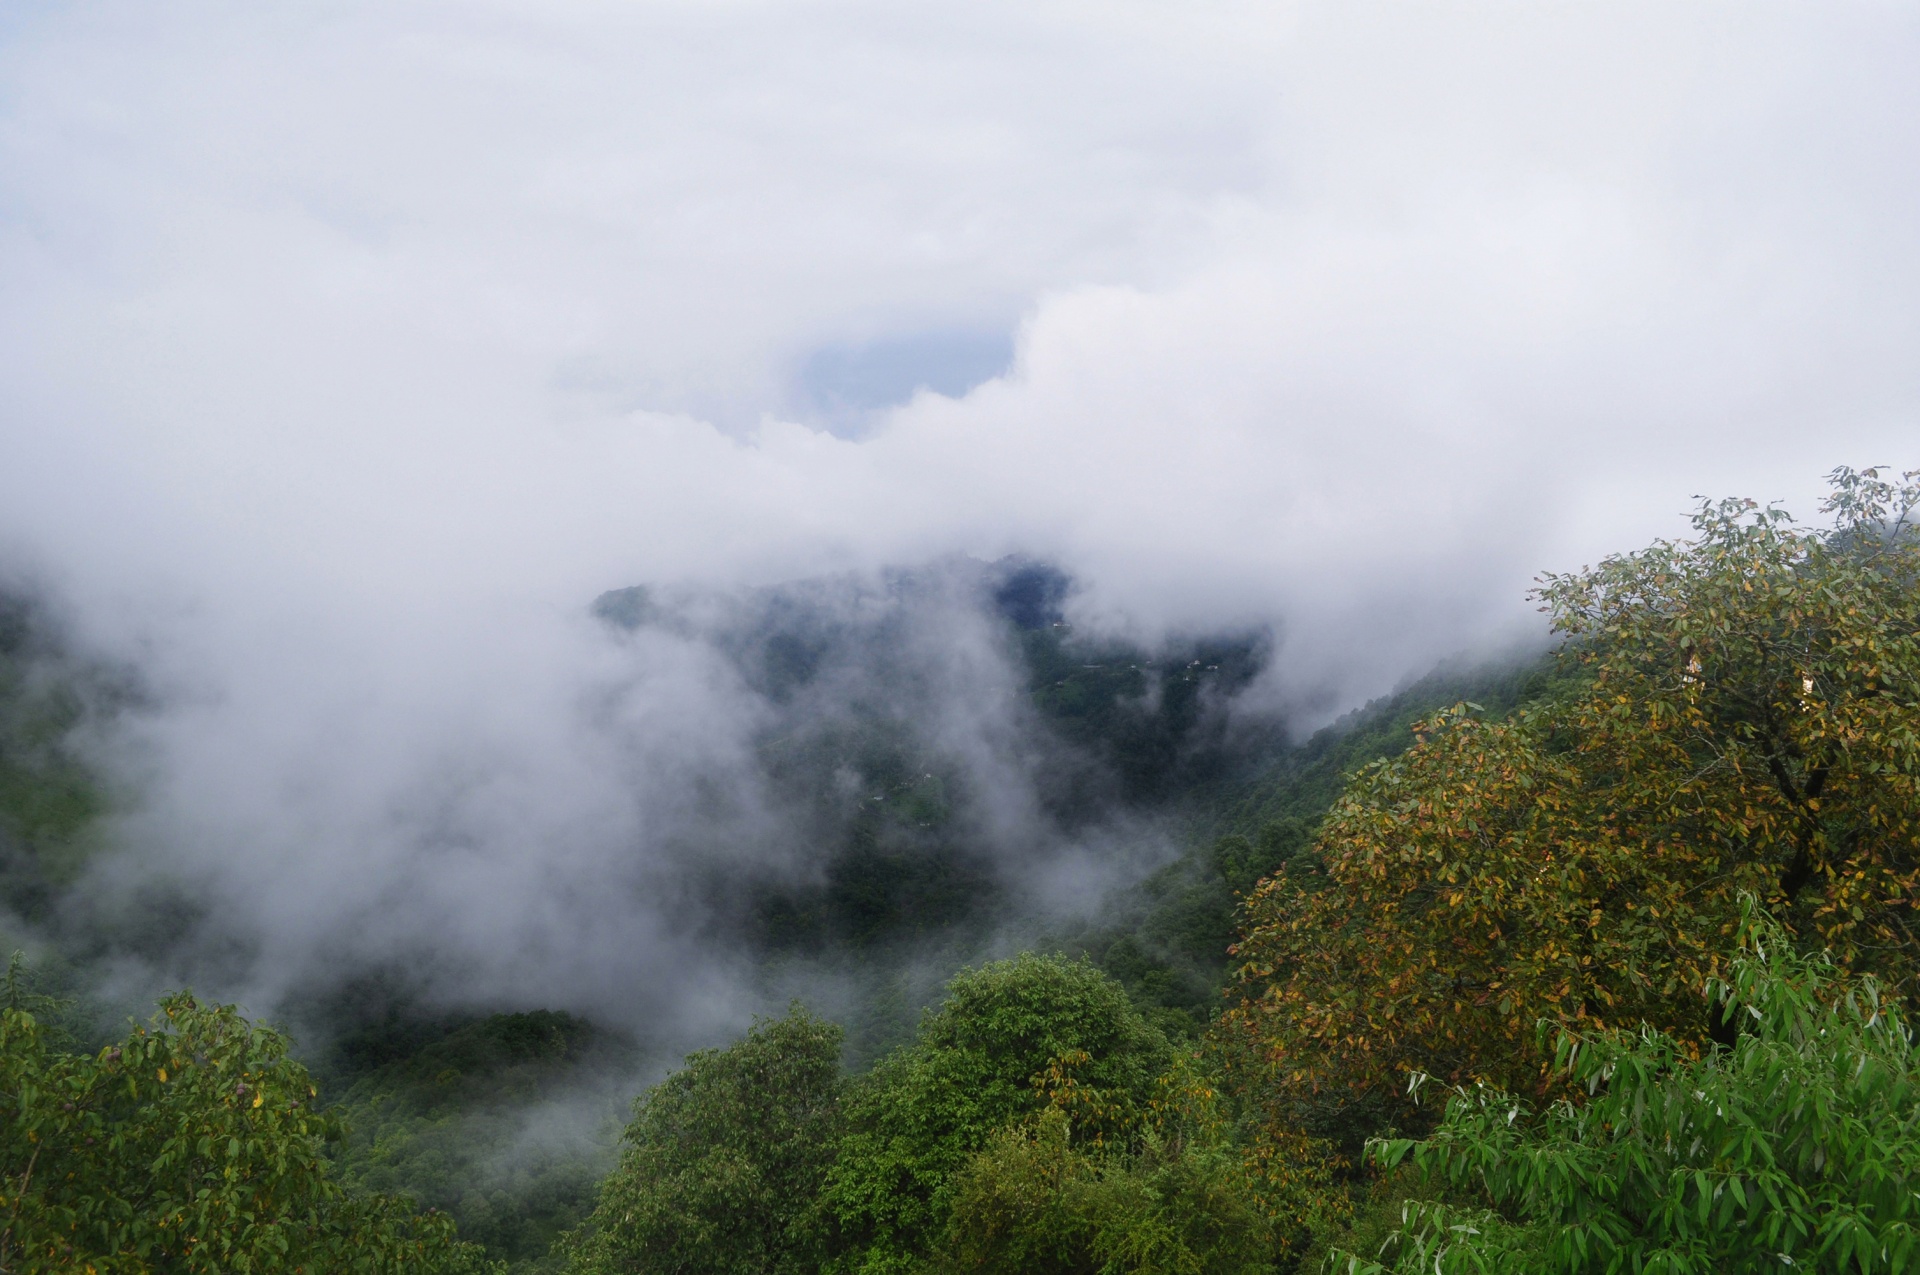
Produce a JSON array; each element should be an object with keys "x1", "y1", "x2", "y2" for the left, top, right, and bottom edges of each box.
[
  {"x1": 1059, "y1": 648, "x2": 1576, "y2": 1036},
  {"x1": 296, "y1": 644, "x2": 1573, "y2": 1273},
  {"x1": 593, "y1": 557, "x2": 1280, "y2": 960},
  {"x1": 324, "y1": 1009, "x2": 635, "y2": 1275},
  {"x1": 0, "y1": 585, "x2": 131, "y2": 928}
]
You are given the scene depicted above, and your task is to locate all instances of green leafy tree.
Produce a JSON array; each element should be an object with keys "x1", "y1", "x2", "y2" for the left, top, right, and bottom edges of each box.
[
  {"x1": 1345, "y1": 905, "x2": 1920, "y2": 1274},
  {"x1": 1, "y1": 993, "x2": 494, "y2": 1274},
  {"x1": 938, "y1": 1107, "x2": 1277, "y2": 1275},
  {"x1": 937, "y1": 1048, "x2": 1296, "y2": 1275},
  {"x1": 561, "y1": 1005, "x2": 845, "y2": 1275},
  {"x1": 824, "y1": 954, "x2": 1173, "y2": 1274},
  {"x1": 1231, "y1": 468, "x2": 1920, "y2": 1106}
]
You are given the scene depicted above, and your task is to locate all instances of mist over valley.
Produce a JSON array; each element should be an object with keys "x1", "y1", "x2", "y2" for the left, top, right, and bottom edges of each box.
[{"x1": 2, "y1": 3, "x2": 1917, "y2": 1270}]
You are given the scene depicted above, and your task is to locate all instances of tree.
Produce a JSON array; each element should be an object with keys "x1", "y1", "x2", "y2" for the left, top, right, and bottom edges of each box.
[
  {"x1": 823, "y1": 954, "x2": 1172, "y2": 1273},
  {"x1": 1, "y1": 993, "x2": 494, "y2": 1274},
  {"x1": 935, "y1": 1045, "x2": 1299, "y2": 1275},
  {"x1": 1345, "y1": 905, "x2": 1920, "y2": 1274},
  {"x1": 561, "y1": 1004, "x2": 845, "y2": 1275},
  {"x1": 1229, "y1": 468, "x2": 1920, "y2": 1104},
  {"x1": 938, "y1": 1107, "x2": 1277, "y2": 1275}
]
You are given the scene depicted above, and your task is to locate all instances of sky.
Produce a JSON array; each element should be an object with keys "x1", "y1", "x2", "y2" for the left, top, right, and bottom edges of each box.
[{"x1": 0, "y1": 0, "x2": 1916, "y2": 1030}]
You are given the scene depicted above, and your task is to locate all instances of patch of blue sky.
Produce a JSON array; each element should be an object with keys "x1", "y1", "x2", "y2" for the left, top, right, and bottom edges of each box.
[{"x1": 793, "y1": 328, "x2": 1014, "y2": 436}]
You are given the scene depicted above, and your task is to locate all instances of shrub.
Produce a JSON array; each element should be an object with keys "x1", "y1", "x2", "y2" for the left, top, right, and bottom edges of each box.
[
  {"x1": 1345, "y1": 905, "x2": 1920, "y2": 1273},
  {"x1": 1, "y1": 993, "x2": 494, "y2": 1274}
]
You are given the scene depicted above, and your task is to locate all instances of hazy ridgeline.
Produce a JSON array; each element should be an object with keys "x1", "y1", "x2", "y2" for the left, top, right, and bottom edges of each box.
[
  {"x1": 0, "y1": 559, "x2": 1256, "y2": 1010},
  {"x1": 585, "y1": 558, "x2": 1273, "y2": 961}
]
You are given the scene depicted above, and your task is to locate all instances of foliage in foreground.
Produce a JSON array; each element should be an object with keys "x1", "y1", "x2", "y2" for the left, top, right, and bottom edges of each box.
[
  {"x1": 562, "y1": 1005, "x2": 846, "y2": 1275},
  {"x1": 822, "y1": 953, "x2": 1176, "y2": 1273},
  {"x1": 1232, "y1": 467, "x2": 1920, "y2": 1107},
  {"x1": 1, "y1": 993, "x2": 494, "y2": 1275},
  {"x1": 560, "y1": 954, "x2": 1314, "y2": 1275},
  {"x1": 936, "y1": 1041, "x2": 1323, "y2": 1275},
  {"x1": 940, "y1": 1106, "x2": 1275, "y2": 1275},
  {"x1": 1344, "y1": 905, "x2": 1920, "y2": 1274}
]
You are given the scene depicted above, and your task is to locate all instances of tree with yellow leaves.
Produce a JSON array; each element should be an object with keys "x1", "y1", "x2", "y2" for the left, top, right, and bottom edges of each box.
[{"x1": 1229, "y1": 467, "x2": 1920, "y2": 1110}]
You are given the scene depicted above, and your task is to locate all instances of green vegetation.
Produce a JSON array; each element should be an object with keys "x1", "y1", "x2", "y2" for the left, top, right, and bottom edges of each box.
[
  {"x1": 1016, "y1": 620, "x2": 1268, "y2": 808},
  {"x1": 1, "y1": 991, "x2": 493, "y2": 1274},
  {"x1": 939, "y1": 1105, "x2": 1277, "y2": 1275},
  {"x1": 328, "y1": 1011, "x2": 628, "y2": 1272},
  {"x1": 0, "y1": 588, "x2": 123, "y2": 921},
  {"x1": 1345, "y1": 905, "x2": 1920, "y2": 1273},
  {"x1": 7, "y1": 467, "x2": 1919, "y2": 1272},
  {"x1": 565, "y1": 954, "x2": 1309, "y2": 1273},
  {"x1": 1065, "y1": 652, "x2": 1575, "y2": 1038},
  {"x1": 1232, "y1": 467, "x2": 1920, "y2": 1118},
  {"x1": 822, "y1": 954, "x2": 1176, "y2": 1272},
  {"x1": 749, "y1": 715, "x2": 996, "y2": 957},
  {"x1": 563, "y1": 1006, "x2": 845, "y2": 1275}
]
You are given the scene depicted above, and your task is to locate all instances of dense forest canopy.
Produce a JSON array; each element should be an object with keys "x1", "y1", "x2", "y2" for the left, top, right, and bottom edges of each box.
[{"x1": 4, "y1": 467, "x2": 1918, "y2": 1272}]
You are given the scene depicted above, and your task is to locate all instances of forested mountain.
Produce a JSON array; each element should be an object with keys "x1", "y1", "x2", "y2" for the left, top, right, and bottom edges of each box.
[
  {"x1": 6, "y1": 467, "x2": 1920, "y2": 1273},
  {"x1": 589, "y1": 556, "x2": 1275, "y2": 960}
]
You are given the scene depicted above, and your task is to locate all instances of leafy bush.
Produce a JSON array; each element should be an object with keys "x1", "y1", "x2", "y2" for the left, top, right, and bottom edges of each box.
[
  {"x1": 1346, "y1": 905, "x2": 1920, "y2": 1274},
  {"x1": 1, "y1": 993, "x2": 494, "y2": 1274},
  {"x1": 939, "y1": 1106, "x2": 1277, "y2": 1275}
]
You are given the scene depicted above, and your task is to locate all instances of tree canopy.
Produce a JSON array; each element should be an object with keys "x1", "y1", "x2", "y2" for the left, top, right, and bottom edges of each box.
[
  {"x1": 822, "y1": 953, "x2": 1173, "y2": 1273},
  {"x1": 1229, "y1": 468, "x2": 1920, "y2": 1104},
  {"x1": 562, "y1": 1004, "x2": 845, "y2": 1275},
  {"x1": 939, "y1": 1103, "x2": 1278, "y2": 1275}
]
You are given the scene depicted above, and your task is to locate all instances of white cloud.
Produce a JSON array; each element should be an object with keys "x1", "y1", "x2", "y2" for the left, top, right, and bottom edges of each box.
[{"x1": 1, "y1": 0, "x2": 1915, "y2": 1027}]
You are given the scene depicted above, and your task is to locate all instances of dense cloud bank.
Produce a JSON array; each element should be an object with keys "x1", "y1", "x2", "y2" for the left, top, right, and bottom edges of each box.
[{"x1": 0, "y1": 2, "x2": 1915, "y2": 1035}]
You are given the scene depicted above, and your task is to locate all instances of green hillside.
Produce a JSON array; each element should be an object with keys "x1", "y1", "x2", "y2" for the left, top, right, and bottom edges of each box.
[
  {"x1": 7, "y1": 469, "x2": 1920, "y2": 1273},
  {"x1": 0, "y1": 589, "x2": 124, "y2": 923}
]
